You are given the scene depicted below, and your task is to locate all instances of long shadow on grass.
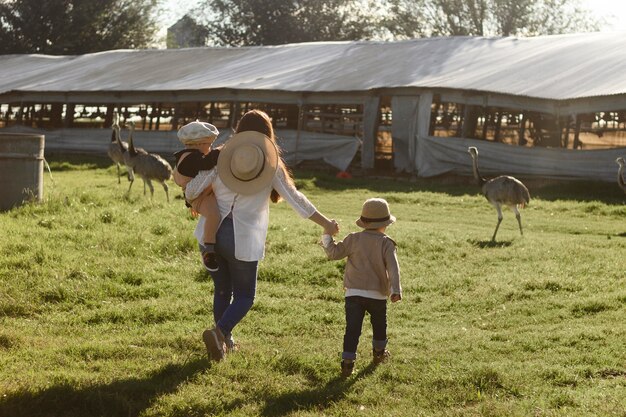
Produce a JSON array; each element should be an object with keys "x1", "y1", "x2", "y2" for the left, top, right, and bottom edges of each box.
[
  {"x1": 259, "y1": 362, "x2": 377, "y2": 417},
  {"x1": 0, "y1": 357, "x2": 210, "y2": 417},
  {"x1": 468, "y1": 239, "x2": 513, "y2": 248}
]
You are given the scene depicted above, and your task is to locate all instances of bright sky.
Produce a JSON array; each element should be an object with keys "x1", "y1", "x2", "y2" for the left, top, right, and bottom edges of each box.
[
  {"x1": 580, "y1": 0, "x2": 626, "y2": 30},
  {"x1": 156, "y1": 0, "x2": 626, "y2": 43}
]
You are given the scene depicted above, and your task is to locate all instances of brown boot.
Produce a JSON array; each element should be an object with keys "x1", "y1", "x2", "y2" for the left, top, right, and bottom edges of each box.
[
  {"x1": 340, "y1": 359, "x2": 355, "y2": 377},
  {"x1": 373, "y1": 348, "x2": 390, "y2": 364},
  {"x1": 202, "y1": 327, "x2": 226, "y2": 361}
]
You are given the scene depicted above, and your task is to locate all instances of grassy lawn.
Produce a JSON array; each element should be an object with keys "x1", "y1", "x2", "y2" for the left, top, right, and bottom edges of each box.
[{"x1": 1, "y1": 156, "x2": 625, "y2": 417}]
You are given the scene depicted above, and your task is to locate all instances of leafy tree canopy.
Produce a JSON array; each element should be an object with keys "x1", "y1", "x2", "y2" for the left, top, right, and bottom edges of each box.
[
  {"x1": 385, "y1": 0, "x2": 600, "y2": 38},
  {"x1": 0, "y1": 0, "x2": 159, "y2": 54},
  {"x1": 189, "y1": 0, "x2": 599, "y2": 47},
  {"x1": 193, "y1": 0, "x2": 386, "y2": 46}
]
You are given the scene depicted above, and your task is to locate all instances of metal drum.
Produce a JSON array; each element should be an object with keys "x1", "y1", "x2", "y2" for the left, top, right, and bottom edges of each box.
[{"x1": 0, "y1": 133, "x2": 45, "y2": 211}]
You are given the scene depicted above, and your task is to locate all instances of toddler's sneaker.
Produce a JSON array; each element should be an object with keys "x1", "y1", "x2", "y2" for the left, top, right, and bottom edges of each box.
[
  {"x1": 202, "y1": 251, "x2": 219, "y2": 272},
  {"x1": 340, "y1": 359, "x2": 354, "y2": 378},
  {"x1": 373, "y1": 348, "x2": 390, "y2": 364}
]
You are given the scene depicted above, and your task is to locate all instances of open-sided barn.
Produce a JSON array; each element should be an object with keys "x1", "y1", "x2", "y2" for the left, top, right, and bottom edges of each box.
[{"x1": 1, "y1": 31, "x2": 625, "y2": 180}]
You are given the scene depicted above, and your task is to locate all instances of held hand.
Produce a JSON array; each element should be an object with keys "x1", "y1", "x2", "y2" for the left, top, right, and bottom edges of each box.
[
  {"x1": 325, "y1": 219, "x2": 339, "y2": 236},
  {"x1": 390, "y1": 293, "x2": 402, "y2": 303}
]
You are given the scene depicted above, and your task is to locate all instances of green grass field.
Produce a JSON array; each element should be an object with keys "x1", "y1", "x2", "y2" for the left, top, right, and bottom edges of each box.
[{"x1": 1, "y1": 157, "x2": 625, "y2": 417}]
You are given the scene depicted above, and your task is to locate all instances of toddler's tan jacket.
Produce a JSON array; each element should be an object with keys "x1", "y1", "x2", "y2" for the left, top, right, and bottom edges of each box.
[{"x1": 322, "y1": 230, "x2": 401, "y2": 296}]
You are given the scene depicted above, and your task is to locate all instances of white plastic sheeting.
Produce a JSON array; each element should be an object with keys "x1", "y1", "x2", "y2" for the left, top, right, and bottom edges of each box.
[
  {"x1": 2, "y1": 32, "x2": 626, "y2": 100},
  {"x1": 391, "y1": 96, "x2": 419, "y2": 172},
  {"x1": 0, "y1": 126, "x2": 359, "y2": 171},
  {"x1": 416, "y1": 135, "x2": 626, "y2": 182}
]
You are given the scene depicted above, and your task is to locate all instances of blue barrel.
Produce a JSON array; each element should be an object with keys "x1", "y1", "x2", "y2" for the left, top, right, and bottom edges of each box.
[{"x1": 0, "y1": 133, "x2": 45, "y2": 211}]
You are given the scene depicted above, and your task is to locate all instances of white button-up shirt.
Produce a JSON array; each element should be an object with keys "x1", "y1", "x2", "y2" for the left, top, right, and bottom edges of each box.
[{"x1": 186, "y1": 166, "x2": 317, "y2": 261}]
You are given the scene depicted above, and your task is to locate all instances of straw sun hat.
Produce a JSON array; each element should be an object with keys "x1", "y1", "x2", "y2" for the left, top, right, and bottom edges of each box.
[
  {"x1": 355, "y1": 198, "x2": 396, "y2": 229},
  {"x1": 217, "y1": 131, "x2": 279, "y2": 195}
]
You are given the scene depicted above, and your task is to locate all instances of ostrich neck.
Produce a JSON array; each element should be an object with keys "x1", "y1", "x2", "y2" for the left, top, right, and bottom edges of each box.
[
  {"x1": 619, "y1": 164, "x2": 626, "y2": 191},
  {"x1": 115, "y1": 129, "x2": 125, "y2": 152},
  {"x1": 471, "y1": 156, "x2": 486, "y2": 186},
  {"x1": 128, "y1": 134, "x2": 137, "y2": 156}
]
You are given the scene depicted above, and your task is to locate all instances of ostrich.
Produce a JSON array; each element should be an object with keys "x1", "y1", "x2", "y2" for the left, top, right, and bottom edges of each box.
[
  {"x1": 468, "y1": 146, "x2": 530, "y2": 241},
  {"x1": 616, "y1": 157, "x2": 626, "y2": 194},
  {"x1": 120, "y1": 121, "x2": 173, "y2": 202},
  {"x1": 107, "y1": 113, "x2": 128, "y2": 184}
]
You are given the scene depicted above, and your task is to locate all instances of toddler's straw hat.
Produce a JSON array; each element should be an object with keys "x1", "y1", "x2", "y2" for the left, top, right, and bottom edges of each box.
[
  {"x1": 356, "y1": 198, "x2": 396, "y2": 229},
  {"x1": 217, "y1": 131, "x2": 279, "y2": 195}
]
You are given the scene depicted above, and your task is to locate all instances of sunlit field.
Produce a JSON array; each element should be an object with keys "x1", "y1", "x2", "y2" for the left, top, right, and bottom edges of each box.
[{"x1": 1, "y1": 156, "x2": 625, "y2": 417}]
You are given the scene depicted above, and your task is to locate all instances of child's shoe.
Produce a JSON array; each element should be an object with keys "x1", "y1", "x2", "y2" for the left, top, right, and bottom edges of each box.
[
  {"x1": 373, "y1": 348, "x2": 390, "y2": 364},
  {"x1": 340, "y1": 359, "x2": 354, "y2": 377},
  {"x1": 202, "y1": 250, "x2": 219, "y2": 272}
]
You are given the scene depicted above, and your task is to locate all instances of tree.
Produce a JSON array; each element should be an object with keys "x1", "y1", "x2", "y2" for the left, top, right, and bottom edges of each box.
[
  {"x1": 0, "y1": 0, "x2": 159, "y2": 55},
  {"x1": 194, "y1": 0, "x2": 385, "y2": 46},
  {"x1": 384, "y1": 0, "x2": 599, "y2": 38}
]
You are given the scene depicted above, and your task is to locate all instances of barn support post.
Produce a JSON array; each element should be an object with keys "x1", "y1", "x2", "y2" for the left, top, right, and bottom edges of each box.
[
  {"x1": 518, "y1": 112, "x2": 527, "y2": 146},
  {"x1": 103, "y1": 105, "x2": 113, "y2": 128},
  {"x1": 5, "y1": 105, "x2": 11, "y2": 126},
  {"x1": 294, "y1": 101, "x2": 304, "y2": 166},
  {"x1": 361, "y1": 95, "x2": 381, "y2": 171},
  {"x1": 494, "y1": 111, "x2": 503, "y2": 142},
  {"x1": 573, "y1": 115, "x2": 582, "y2": 149},
  {"x1": 155, "y1": 102, "x2": 162, "y2": 131}
]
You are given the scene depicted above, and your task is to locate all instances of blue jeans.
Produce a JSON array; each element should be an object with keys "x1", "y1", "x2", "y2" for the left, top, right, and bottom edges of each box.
[
  {"x1": 343, "y1": 296, "x2": 388, "y2": 360},
  {"x1": 209, "y1": 216, "x2": 258, "y2": 337}
]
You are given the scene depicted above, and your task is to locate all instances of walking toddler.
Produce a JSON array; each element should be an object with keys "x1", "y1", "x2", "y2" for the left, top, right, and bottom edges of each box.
[{"x1": 321, "y1": 198, "x2": 402, "y2": 377}]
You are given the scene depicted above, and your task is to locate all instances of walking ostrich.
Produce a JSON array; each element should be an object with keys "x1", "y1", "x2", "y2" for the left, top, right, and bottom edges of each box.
[
  {"x1": 468, "y1": 146, "x2": 530, "y2": 241},
  {"x1": 120, "y1": 121, "x2": 173, "y2": 202},
  {"x1": 107, "y1": 113, "x2": 128, "y2": 184},
  {"x1": 616, "y1": 157, "x2": 626, "y2": 194}
]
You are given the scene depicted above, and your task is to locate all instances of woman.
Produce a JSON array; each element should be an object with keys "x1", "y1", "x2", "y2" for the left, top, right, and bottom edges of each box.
[{"x1": 185, "y1": 109, "x2": 338, "y2": 361}]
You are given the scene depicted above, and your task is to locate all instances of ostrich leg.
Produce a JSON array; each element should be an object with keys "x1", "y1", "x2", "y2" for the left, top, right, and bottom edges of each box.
[
  {"x1": 491, "y1": 205, "x2": 503, "y2": 242},
  {"x1": 162, "y1": 182, "x2": 170, "y2": 203},
  {"x1": 514, "y1": 206, "x2": 523, "y2": 236}
]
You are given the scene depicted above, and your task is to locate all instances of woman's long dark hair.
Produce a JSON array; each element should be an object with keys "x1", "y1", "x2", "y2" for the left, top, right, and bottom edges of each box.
[{"x1": 235, "y1": 110, "x2": 294, "y2": 203}]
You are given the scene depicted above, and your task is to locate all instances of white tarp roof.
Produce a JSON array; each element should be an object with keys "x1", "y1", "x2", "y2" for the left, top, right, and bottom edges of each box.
[{"x1": 2, "y1": 32, "x2": 626, "y2": 101}]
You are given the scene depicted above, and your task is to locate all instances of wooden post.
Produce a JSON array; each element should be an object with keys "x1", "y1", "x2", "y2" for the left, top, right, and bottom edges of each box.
[
  {"x1": 16, "y1": 104, "x2": 24, "y2": 125},
  {"x1": 573, "y1": 115, "x2": 582, "y2": 149},
  {"x1": 563, "y1": 116, "x2": 570, "y2": 148},
  {"x1": 37, "y1": 104, "x2": 44, "y2": 127},
  {"x1": 103, "y1": 104, "x2": 113, "y2": 128},
  {"x1": 4, "y1": 105, "x2": 11, "y2": 126},
  {"x1": 295, "y1": 103, "x2": 304, "y2": 166},
  {"x1": 481, "y1": 108, "x2": 489, "y2": 140},
  {"x1": 518, "y1": 112, "x2": 527, "y2": 146},
  {"x1": 494, "y1": 111, "x2": 503, "y2": 142},
  {"x1": 50, "y1": 103, "x2": 63, "y2": 128},
  {"x1": 155, "y1": 102, "x2": 162, "y2": 130},
  {"x1": 172, "y1": 104, "x2": 181, "y2": 130}
]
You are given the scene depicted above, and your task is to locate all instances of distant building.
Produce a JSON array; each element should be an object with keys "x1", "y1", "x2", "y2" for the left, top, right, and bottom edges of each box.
[{"x1": 166, "y1": 15, "x2": 208, "y2": 49}]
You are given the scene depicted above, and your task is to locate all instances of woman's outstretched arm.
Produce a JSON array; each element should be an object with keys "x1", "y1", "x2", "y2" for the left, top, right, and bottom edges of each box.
[{"x1": 309, "y1": 211, "x2": 339, "y2": 235}]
